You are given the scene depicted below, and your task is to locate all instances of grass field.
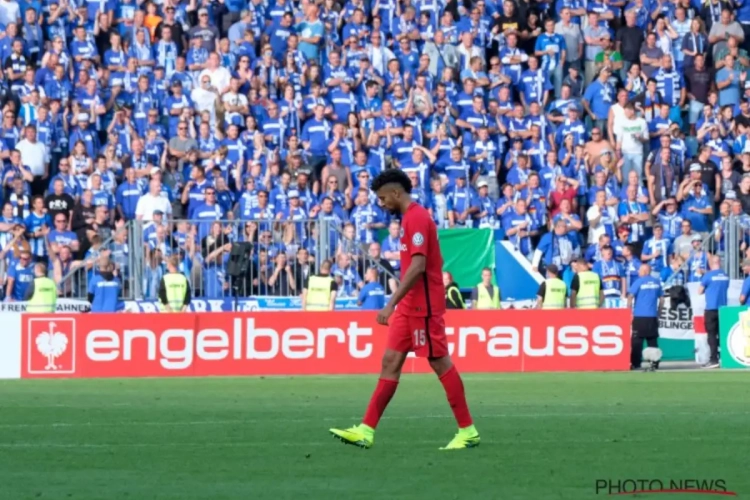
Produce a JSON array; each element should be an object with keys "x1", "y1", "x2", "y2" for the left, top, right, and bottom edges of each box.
[{"x1": 0, "y1": 372, "x2": 748, "y2": 500}]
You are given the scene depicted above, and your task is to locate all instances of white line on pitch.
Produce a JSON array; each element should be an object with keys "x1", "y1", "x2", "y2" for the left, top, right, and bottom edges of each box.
[{"x1": 0, "y1": 410, "x2": 748, "y2": 429}]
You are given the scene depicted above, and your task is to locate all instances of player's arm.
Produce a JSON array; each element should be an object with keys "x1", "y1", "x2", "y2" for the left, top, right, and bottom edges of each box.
[{"x1": 384, "y1": 254, "x2": 427, "y2": 310}]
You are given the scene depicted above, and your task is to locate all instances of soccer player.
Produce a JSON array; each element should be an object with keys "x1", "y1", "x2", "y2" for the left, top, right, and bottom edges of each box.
[{"x1": 329, "y1": 169, "x2": 480, "y2": 450}]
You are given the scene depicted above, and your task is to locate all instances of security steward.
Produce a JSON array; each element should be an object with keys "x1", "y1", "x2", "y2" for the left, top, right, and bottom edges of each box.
[
  {"x1": 627, "y1": 263, "x2": 663, "y2": 370},
  {"x1": 471, "y1": 267, "x2": 500, "y2": 309},
  {"x1": 24, "y1": 262, "x2": 58, "y2": 312},
  {"x1": 302, "y1": 259, "x2": 337, "y2": 311},
  {"x1": 536, "y1": 264, "x2": 567, "y2": 309},
  {"x1": 159, "y1": 255, "x2": 192, "y2": 312},
  {"x1": 570, "y1": 258, "x2": 603, "y2": 309},
  {"x1": 698, "y1": 255, "x2": 729, "y2": 368},
  {"x1": 443, "y1": 271, "x2": 465, "y2": 309},
  {"x1": 89, "y1": 258, "x2": 123, "y2": 312}
]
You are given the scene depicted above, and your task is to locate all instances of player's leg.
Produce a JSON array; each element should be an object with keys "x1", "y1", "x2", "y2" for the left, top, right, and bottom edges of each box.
[
  {"x1": 361, "y1": 348, "x2": 408, "y2": 428},
  {"x1": 329, "y1": 313, "x2": 410, "y2": 448},
  {"x1": 420, "y1": 316, "x2": 480, "y2": 450}
]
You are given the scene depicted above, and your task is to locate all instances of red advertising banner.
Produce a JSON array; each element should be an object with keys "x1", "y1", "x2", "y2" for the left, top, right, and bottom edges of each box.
[{"x1": 20, "y1": 310, "x2": 632, "y2": 378}]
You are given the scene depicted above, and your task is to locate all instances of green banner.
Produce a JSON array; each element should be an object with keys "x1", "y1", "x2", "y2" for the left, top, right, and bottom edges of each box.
[
  {"x1": 718, "y1": 306, "x2": 750, "y2": 369},
  {"x1": 438, "y1": 228, "x2": 496, "y2": 288}
]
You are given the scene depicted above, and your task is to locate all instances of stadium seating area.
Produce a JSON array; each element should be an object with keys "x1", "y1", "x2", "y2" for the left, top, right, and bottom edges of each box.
[{"x1": 1, "y1": 0, "x2": 749, "y2": 303}]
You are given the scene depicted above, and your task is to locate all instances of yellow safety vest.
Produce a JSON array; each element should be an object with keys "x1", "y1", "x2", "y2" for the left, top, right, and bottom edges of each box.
[
  {"x1": 161, "y1": 272, "x2": 189, "y2": 312},
  {"x1": 306, "y1": 275, "x2": 333, "y2": 311},
  {"x1": 475, "y1": 283, "x2": 500, "y2": 309},
  {"x1": 27, "y1": 277, "x2": 58, "y2": 313},
  {"x1": 576, "y1": 271, "x2": 601, "y2": 309},
  {"x1": 542, "y1": 277, "x2": 567, "y2": 309}
]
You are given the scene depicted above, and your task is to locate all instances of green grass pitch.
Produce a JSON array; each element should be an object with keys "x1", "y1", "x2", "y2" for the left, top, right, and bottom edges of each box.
[{"x1": 0, "y1": 372, "x2": 747, "y2": 500}]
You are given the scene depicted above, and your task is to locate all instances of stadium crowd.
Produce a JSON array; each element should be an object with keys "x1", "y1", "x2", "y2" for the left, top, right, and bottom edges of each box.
[{"x1": 0, "y1": 0, "x2": 749, "y2": 304}]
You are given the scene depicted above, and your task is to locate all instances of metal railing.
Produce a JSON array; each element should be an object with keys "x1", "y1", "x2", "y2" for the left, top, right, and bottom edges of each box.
[
  {"x1": 661, "y1": 215, "x2": 747, "y2": 287},
  {"x1": 58, "y1": 218, "x2": 400, "y2": 301},
  {"x1": 56, "y1": 223, "x2": 133, "y2": 299}
]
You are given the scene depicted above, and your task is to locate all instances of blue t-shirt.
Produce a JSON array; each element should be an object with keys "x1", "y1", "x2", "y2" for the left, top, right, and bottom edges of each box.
[
  {"x1": 88, "y1": 275, "x2": 123, "y2": 312},
  {"x1": 628, "y1": 275, "x2": 663, "y2": 318},
  {"x1": 7, "y1": 259, "x2": 34, "y2": 300},
  {"x1": 583, "y1": 80, "x2": 614, "y2": 119},
  {"x1": 700, "y1": 269, "x2": 729, "y2": 311},
  {"x1": 358, "y1": 281, "x2": 386, "y2": 310},
  {"x1": 297, "y1": 20, "x2": 324, "y2": 60}
]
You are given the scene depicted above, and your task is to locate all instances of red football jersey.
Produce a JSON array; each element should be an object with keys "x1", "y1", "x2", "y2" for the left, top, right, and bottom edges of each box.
[{"x1": 398, "y1": 203, "x2": 446, "y2": 317}]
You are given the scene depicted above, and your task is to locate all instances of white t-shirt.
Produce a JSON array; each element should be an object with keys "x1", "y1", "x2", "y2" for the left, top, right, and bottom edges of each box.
[
  {"x1": 191, "y1": 87, "x2": 218, "y2": 127},
  {"x1": 586, "y1": 204, "x2": 616, "y2": 244},
  {"x1": 135, "y1": 194, "x2": 173, "y2": 221},
  {"x1": 221, "y1": 92, "x2": 248, "y2": 124},
  {"x1": 199, "y1": 67, "x2": 231, "y2": 92},
  {"x1": 0, "y1": 1, "x2": 20, "y2": 26},
  {"x1": 615, "y1": 117, "x2": 648, "y2": 155},
  {"x1": 16, "y1": 139, "x2": 49, "y2": 176}
]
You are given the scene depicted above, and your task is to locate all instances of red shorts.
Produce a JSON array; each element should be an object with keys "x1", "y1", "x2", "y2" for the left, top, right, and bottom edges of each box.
[{"x1": 387, "y1": 311, "x2": 449, "y2": 358}]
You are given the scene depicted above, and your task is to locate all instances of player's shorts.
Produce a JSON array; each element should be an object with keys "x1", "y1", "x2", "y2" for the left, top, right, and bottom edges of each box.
[{"x1": 387, "y1": 311, "x2": 449, "y2": 358}]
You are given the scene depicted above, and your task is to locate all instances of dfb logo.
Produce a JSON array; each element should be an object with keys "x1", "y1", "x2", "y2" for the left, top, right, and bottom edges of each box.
[{"x1": 27, "y1": 318, "x2": 76, "y2": 375}]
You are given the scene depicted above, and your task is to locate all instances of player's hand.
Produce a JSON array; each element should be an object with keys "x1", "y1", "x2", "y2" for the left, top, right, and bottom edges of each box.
[{"x1": 376, "y1": 304, "x2": 394, "y2": 326}]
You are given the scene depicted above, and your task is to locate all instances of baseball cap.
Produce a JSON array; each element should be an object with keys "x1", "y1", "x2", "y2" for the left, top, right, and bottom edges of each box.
[
  {"x1": 150, "y1": 167, "x2": 161, "y2": 176},
  {"x1": 725, "y1": 190, "x2": 738, "y2": 200},
  {"x1": 153, "y1": 210, "x2": 164, "y2": 216},
  {"x1": 476, "y1": 180, "x2": 488, "y2": 188},
  {"x1": 691, "y1": 233, "x2": 702, "y2": 242},
  {"x1": 288, "y1": 189, "x2": 299, "y2": 198},
  {"x1": 198, "y1": 7, "x2": 209, "y2": 15},
  {"x1": 78, "y1": 113, "x2": 89, "y2": 121},
  {"x1": 689, "y1": 163, "x2": 702, "y2": 173}
]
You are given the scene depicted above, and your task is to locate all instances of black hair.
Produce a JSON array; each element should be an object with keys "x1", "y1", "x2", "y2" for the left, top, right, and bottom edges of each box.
[{"x1": 371, "y1": 169, "x2": 412, "y2": 194}]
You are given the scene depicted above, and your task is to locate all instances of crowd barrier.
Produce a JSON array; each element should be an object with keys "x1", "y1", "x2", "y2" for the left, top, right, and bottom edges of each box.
[{"x1": 0, "y1": 309, "x2": 632, "y2": 379}]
